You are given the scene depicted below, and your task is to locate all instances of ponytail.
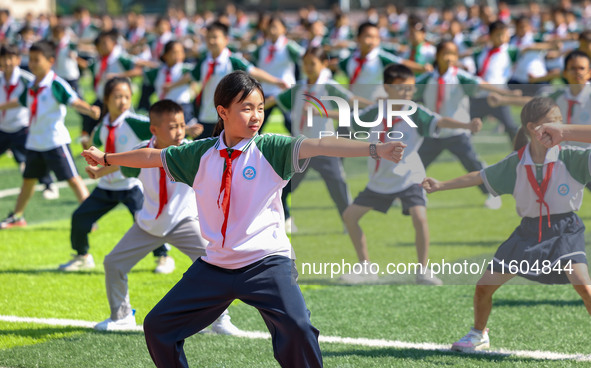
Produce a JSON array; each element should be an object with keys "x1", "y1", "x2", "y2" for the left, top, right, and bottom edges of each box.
[{"x1": 513, "y1": 126, "x2": 529, "y2": 151}]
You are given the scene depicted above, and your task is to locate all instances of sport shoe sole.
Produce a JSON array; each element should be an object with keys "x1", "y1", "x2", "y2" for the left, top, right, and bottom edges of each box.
[
  {"x1": 451, "y1": 341, "x2": 490, "y2": 352},
  {"x1": 0, "y1": 220, "x2": 27, "y2": 229}
]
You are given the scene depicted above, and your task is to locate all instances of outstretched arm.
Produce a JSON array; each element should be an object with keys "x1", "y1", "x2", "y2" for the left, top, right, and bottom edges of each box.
[
  {"x1": 82, "y1": 146, "x2": 163, "y2": 168},
  {"x1": 422, "y1": 171, "x2": 483, "y2": 193},
  {"x1": 299, "y1": 137, "x2": 406, "y2": 163},
  {"x1": 535, "y1": 123, "x2": 591, "y2": 147}
]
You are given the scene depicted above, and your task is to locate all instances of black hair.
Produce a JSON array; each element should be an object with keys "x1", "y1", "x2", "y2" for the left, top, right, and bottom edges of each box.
[
  {"x1": 488, "y1": 20, "x2": 508, "y2": 35},
  {"x1": 514, "y1": 15, "x2": 530, "y2": 25},
  {"x1": 155, "y1": 16, "x2": 170, "y2": 27},
  {"x1": 303, "y1": 46, "x2": 328, "y2": 62},
  {"x1": 357, "y1": 22, "x2": 378, "y2": 37},
  {"x1": 268, "y1": 14, "x2": 287, "y2": 29},
  {"x1": 103, "y1": 77, "x2": 132, "y2": 111},
  {"x1": 160, "y1": 40, "x2": 182, "y2": 62},
  {"x1": 212, "y1": 71, "x2": 264, "y2": 137},
  {"x1": 514, "y1": 97, "x2": 558, "y2": 151},
  {"x1": 435, "y1": 40, "x2": 458, "y2": 57},
  {"x1": 564, "y1": 49, "x2": 591, "y2": 70},
  {"x1": 0, "y1": 9, "x2": 10, "y2": 16},
  {"x1": 383, "y1": 63, "x2": 414, "y2": 84},
  {"x1": 19, "y1": 26, "x2": 34, "y2": 35},
  {"x1": 29, "y1": 40, "x2": 57, "y2": 60},
  {"x1": 0, "y1": 45, "x2": 19, "y2": 58},
  {"x1": 578, "y1": 30, "x2": 591, "y2": 44},
  {"x1": 94, "y1": 29, "x2": 118, "y2": 47},
  {"x1": 51, "y1": 24, "x2": 66, "y2": 35},
  {"x1": 207, "y1": 20, "x2": 229, "y2": 36},
  {"x1": 149, "y1": 99, "x2": 184, "y2": 125}
]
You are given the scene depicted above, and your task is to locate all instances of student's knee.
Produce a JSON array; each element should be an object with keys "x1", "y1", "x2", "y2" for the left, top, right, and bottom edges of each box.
[
  {"x1": 342, "y1": 206, "x2": 361, "y2": 225},
  {"x1": 143, "y1": 308, "x2": 166, "y2": 339},
  {"x1": 474, "y1": 283, "x2": 496, "y2": 299},
  {"x1": 410, "y1": 206, "x2": 428, "y2": 224},
  {"x1": 279, "y1": 312, "x2": 318, "y2": 344}
]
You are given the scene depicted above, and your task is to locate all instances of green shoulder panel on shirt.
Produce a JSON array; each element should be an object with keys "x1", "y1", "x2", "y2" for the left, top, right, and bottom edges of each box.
[
  {"x1": 251, "y1": 45, "x2": 261, "y2": 65},
  {"x1": 121, "y1": 141, "x2": 149, "y2": 178},
  {"x1": 125, "y1": 113, "x2": 152, "y2": 140},
  {"x1": 181, "y1": 63, "x2": 193, "y2": 75},
  {"x1": 413, "y1": 104, "x2": 438, "y2": 137},
  {"x1": 190, "y1": 58, "x2": 205, "y2": 81},
  {"x1": 118, "y1": 56, "x2": 135, "y2": 71},
  {"x1": 559, "y1": 148, "x2": 591, "y2": 185},
  {"x1": 18, "y1": 85, "x2": 28, "y2": 107},
  {"x1": 229, "y1": 55, "x2": 252, "y2": 71},
  {"x1": 287, "y1": 41, "x2": 304, "y2": 64},
  {"x1": 276, "y1": 87, "x2": 294, "y2": 111},
  {"x1": 92, "y1": 125, "x2": 103, "y2": 147},
  {"x1": 545, "y1": 89, "x2": 566, "y2": 101},
  {"x1": 457, "y1": 69, "x2": 480, "y2": 96},
  {"x1": 144, "y1": 68, "x2": 159, "y2": 86},
  {"x1": 481, "y1": 151, "x2": 520, "y2": 196},
  {"x1": 413, "y1": 73, "x2": 431, "y2": 100},
  {"x1": 353, "y1": 104, "x2": 379, "y2": 133},
  {"x1": 164, "y1": 137, "x2": 218, "y2": 185},
  {"x1": 378, "y1": 50, "x2": 399, "y2": 68},
  {"x1": 254, "y1": 134, "x2": 296, "y2": 180},
  {"x1": 338, "y1": 56, "x2": 351, "y2": 74},
  {"x1": 51, "y1": 78, "x2": 76, "y2": 105},
  {"x1": 325, "y1": 83, "x2": 353, "y2": 102},
  {"x1": 508, "y1": 47, "x2": 519, "y2": 63}
]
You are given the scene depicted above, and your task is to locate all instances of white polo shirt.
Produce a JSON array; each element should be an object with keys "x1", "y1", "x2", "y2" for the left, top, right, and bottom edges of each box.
[
  {"x1": 275, "y1": 69, "x2": 353, "y2": 138},
  {"x1": 162, "y1": 132, "x2": 309, "y2": 269},
  {"x1": 415, "y1": 66, "x2": 483, "y2": 138},
  {"x1": 545, "y1": 85, "x2": 591, "y2": 147},
  {"x1": 52, "y1": 35, "x2": 80, "y2": 81},
  {"x1": 122, "y1": 138, "x2": 198, "y2": 237},
  {"x1": 356, "y1": 101, "x2": 440, "y2": 194},
  {"x1": 145, "y1": 62, "x2": 194, "y2": 104},
  {"x1": 92, "y1": 110, "x2": 152, "y2": 190},
  {"x1": 481, "y1": 144, "x2": 591, "y2": 217},
  {"x1": 475, "y1": 43, "x2": 513, "y2": 85},
  {"x1": 89, "y1": 45, "x2": 136, "y2": 101},
  {"x1": 509, "y1": 33, "x2": 547, "y2": 83},
  {"x1": 0, "y1": 67, "x2": 33, "y2": 133},
  {"x1": 254, "y1": 35, "x2": 303, "y2": 97},
  {"x1": 18, "y1": 70, "x2": 77, "y2": 151},
  {"x1": 190, "y1": 48, "x2": 254, "y2": 123},
  {"x1": 339, "y1": 47, "x2": 405, "y2": 100}
]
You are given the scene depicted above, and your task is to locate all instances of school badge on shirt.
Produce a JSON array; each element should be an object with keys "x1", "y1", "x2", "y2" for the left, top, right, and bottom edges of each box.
[{"x1": 243, "y1": 166, "x2": 256, "y2": 180}]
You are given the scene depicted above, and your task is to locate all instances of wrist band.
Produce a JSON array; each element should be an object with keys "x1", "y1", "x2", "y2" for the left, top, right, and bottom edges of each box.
[
  {"x1": 369, "y1": 143, "x2": 379, "y2": 160},
  {"x1": 104, "y1": 152, "x2": 111, "y2": 166}
]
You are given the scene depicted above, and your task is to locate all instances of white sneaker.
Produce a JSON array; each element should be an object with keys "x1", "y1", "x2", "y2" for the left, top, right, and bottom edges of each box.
[
  {"x1": 339, "y1": 263, "x2": 379, "y2": 284},
  {"x1": 484, "y1": 194, "x2": 502, "y2": 210},
  {"x1": 58, "y1": 254, "x2": 95, "y2": 271},
  {"x1": 416, "y1": 267, "x2": 443, "y2": 286},
  {"x1": 42, "y1": 185, "x2": 60, "y2": 200},
  {"x1": 94, "y1": 312, "x2": 137, "y2": 331},
  {"x1": 211, "y1": 313, "x2": 241, "y2": 335},
  {"x1": 451, "y1": 328, "x2": 490, "y2": 352},
  {"x1": 285, "y1": 217, "x2": 298, "y2": 234},
  {"x1": 154, "y1": 255, "x2": 175, "y2": 274}
]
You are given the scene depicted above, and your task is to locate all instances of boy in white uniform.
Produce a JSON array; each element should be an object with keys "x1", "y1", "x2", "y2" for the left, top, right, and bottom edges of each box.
[{"x1": 0, "y1": 40, "x2": 100, "y2": 229}]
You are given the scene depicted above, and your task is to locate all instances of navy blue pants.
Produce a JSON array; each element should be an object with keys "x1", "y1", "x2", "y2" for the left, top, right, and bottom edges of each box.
[
  {"x1": 71, "y1": 187, "x2": 167, "y2": 257},
  {"x1": 144, "y1": 255, "x2": 323, "y2": 368},
  {"x1": 419, "y1": 134, "x2": 488, "y2": 194}
]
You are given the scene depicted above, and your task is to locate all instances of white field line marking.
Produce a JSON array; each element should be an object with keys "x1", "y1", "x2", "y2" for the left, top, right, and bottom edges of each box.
[
  {"x1": 0, "y1": 178, "x2": 96, "y2": 198},
  {"x1": 1, "y1": 315, "x2": 590, "y2": 361}
]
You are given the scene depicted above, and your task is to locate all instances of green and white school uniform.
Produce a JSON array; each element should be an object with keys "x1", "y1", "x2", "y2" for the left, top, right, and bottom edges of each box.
[
  {"x1": 161, "y1": 132, "x2": 309, "y2": 269},
  {"x1": 252, "y1": 35, "x2": 303, "y2": 98},
  {"x1": 481, "y1": 144, "x2": 589, "y2": 283},
  {"x1": 544, "y1": 85, "x2": 591, "y2": 147}
]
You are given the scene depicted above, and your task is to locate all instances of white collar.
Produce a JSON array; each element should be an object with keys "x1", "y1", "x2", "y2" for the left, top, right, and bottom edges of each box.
[
  {"x1": 564, "y1": 83, "x2": 591, "y2": 103},
  {"x1": 354, "y1": 47, "x2": 380, "y2": 61},
  {"x1": 102, "y1": 109, "x2": 130, "y2": 128},
  {"x1": 31, "y1": 70, "x2": 56, "y2": 88},
  {"x1": 207, "y1": 48, "x2": 230, "y2": 64},
  {"x1": 3, "y1": 66, "x2": 21, "y2": 86},
  {"x1": 521, "y1": 143, "x2": 560, "y2": 166},
  {"x1": 217, "y1": 130, "x2": 257, "y2": 151}
]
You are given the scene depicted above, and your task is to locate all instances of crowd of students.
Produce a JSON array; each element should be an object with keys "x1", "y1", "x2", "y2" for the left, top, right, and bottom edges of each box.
[{"x1": 1, "y1": 2, "x2": 591, "y2": 367}]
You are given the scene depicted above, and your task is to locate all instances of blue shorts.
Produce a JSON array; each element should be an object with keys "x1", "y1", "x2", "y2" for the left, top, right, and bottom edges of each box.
[
  {"x1": 0, "y1": 127, "x2": 28, "y2": 163},
  {"x1": 23, "y1": 144, "x2": 79, "y2": 181},
  {"x1": 353, "y1": 184, "x2": 426, "y2": 215}
]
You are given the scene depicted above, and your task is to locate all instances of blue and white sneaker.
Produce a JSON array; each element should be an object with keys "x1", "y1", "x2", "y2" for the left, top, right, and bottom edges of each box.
[{"x1": 451, "y1": 327, "x2": 490, "y2": 352}]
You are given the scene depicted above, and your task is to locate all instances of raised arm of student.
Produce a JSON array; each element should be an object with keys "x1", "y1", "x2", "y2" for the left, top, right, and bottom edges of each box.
[
  {"x1": 299, "y1": 137, "x2": 406, "y2": 163},
  {"x1": 82, "y1": 146, "x2": 163, "y2": 168},
  {"x1": 249, "y1": 67, "x2": 290, "y2": 89},
  {"x1": 422, "y1": 171, "x2": 483, "y2": 193},
  {"x1": 70, "y1": 98, "x2": 101, "y2": 120},
  {"x1": 0, "y1": 99, "x2": 19, "y2": 111},
  {"x1": 535, "y1": 123, "x2": 591, "y2": 148},
  {"x1": 437, "y1": 117, "x2": 482, "y2": 134}
]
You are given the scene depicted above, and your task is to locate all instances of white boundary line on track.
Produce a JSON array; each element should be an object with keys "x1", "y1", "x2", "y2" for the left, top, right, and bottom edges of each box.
[
  {"x1": 0, "y1": 178, "x2": 96, "y2": 198},
  {"x1": 1, "y1": 315, "x2": 590, "y2": 362}
]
